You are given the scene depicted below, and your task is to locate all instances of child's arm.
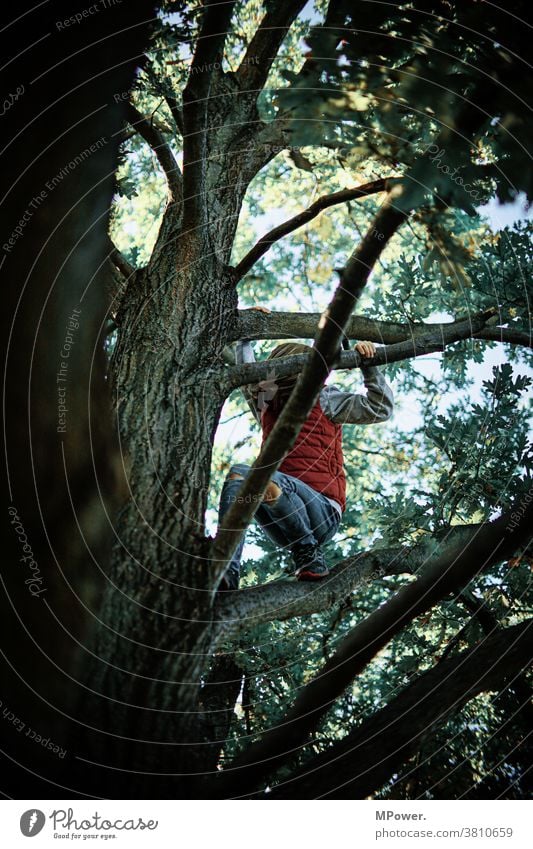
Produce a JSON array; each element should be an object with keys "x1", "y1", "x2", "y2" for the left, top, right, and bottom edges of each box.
[
  {"x1": 235, "y1": 306, "x2": 271, "y2": 423},
  {"x1": 321, "y1": 342, "x2": 394, "y2": 424},
  {"x1": 235, "y1": 338, "x2": 261, "y2": 423},
  {"x1": 235, "y1": 339, "x2": 255, "y2": 365},
  {"x1": 321, "y1": 368, "x2": 394, "y2": 424}
]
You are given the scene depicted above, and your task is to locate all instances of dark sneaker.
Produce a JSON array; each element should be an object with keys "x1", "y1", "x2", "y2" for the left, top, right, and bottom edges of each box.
[{"x1": 292, "y1": 543, "x2": 330, "y2": 581}]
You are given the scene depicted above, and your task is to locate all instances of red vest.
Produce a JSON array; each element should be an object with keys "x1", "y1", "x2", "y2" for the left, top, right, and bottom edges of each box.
[{"x1": 261, "y1": 400, "x2": 346, "y2": 512}]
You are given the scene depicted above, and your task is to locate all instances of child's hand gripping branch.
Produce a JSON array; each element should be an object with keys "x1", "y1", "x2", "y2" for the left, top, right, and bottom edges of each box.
[
  {"x1": 217, "y1": 315, "x2": 393, "y2": 590},
  {"x1": 354, "y1": 340, "x2": 376, "y2": 359}
]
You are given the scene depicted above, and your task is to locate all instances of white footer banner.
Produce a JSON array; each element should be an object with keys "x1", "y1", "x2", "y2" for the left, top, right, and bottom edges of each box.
[{"x1": 1, "y1": 799, "x2": 531, "y2": 848}]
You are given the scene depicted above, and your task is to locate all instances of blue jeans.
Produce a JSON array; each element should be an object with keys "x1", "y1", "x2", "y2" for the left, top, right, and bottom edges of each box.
[{"x1": 218, "y1": 463, "x2": 341, "y2": 585}]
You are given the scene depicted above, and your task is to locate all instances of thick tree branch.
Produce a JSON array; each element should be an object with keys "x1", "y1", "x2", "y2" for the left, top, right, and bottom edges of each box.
[
  {"x1": 235, "y1": 0, "x2": 309, "y2": 92},
  {"x1": 123, "y1": 96, "x2": 184, "y2": 270},
  {"x1": 269, "y1": 618, "x2": 533, "y2": 799},
  {"x1": 182, "y1": 0, "x2": 237, "y2": 227},
  {"x1": 210, "y1": 192, "x2": 408, "y2": 585},
  {"x1": 473, "y1": 325, "x2": 533, "y2": 348},
  {"x1": 215, "y1": 530, "x2": 474, "y2": 635},
  {"x1": 231, "y1": 307, "x2": 530, "y2": 349},
  {"x1": 223, "y1": 340, "x2": 439, "y2": 390},
  {"x1": 215, "y1": 548, "x2": 405, "y2": 634},
  {"x1": 124, "y1": 101, "x2": 182, "y2": 200},
  {"x1": 217, "y1": 498, "x2": 533, "y2": 795},
  {"x1": 223, "y1": 308, "x2": 497, "y2": 392},
  {"x1": 233, "y1": 178, "x2": 400, "y2": 282},
  {"x1": 215, "y1": 519, "x2": 527, "y2": 637}
]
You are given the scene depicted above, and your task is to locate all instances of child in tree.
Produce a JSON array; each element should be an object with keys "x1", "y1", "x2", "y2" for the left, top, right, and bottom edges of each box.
[{"x1": 218, "y1": 327, "x2": 394, "y2": 589}]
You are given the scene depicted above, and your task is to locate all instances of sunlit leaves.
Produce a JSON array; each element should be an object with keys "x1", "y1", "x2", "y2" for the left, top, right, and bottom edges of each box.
[
  {"x1": 425, "y1": 363, "x2": 532, "y2": 519},
  {"x1": 276, "y1": 1, "x2": 533, "y2": 211}
]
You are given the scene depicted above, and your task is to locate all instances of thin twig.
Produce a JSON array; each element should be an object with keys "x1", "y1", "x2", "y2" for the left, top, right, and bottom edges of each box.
[{"x1": 233, "y1": 178, "x2": 400, "y2": 282}]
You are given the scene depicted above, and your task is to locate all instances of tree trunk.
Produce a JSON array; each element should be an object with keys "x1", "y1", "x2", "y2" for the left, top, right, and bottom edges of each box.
[
  {"x1": 81, "y1": 244, "x2": 241, "y2": 790},
  {"x1": 78, "y1": 44, "x2": 288, "y2": 788}
]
